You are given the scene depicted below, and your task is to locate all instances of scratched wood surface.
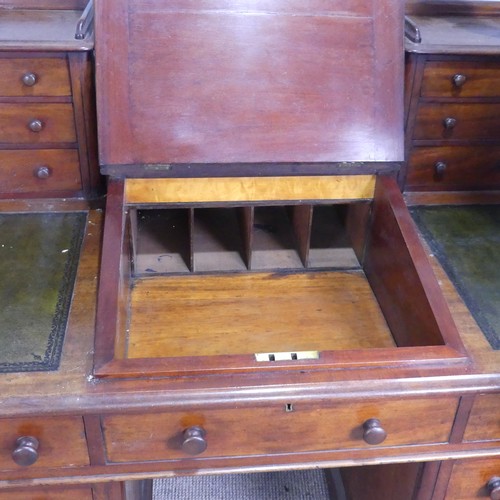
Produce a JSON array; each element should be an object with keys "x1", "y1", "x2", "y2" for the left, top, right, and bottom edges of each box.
[{"x1": 127, "y1": 271, "x2": 395, "y2": 359}]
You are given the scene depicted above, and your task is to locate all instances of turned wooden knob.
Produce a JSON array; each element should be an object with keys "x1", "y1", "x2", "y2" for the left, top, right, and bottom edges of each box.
[
  {"x1": 362, "y1": 418, "x2": 387, "y2": 445},
  {"x1": 12, "y1": 436, "x2": 39, "y2": 466},
  {"x1": 434, "y1": 161, "x2": 447, "y2": 179},
  {"x1": 22, "y1": 72, "x2": 38, "y2": 87},
  {"x1": 181, "y1": 426, "x2": 207, "y2": 455},
  {"x1": 443, "y1": 117, "x2": 457, "y2": 130},
  {"x1": 487, "y1": 477, "x2": 500, "y2": 500},
  {"x1": 34, "y1": 166, "x2": 51, "y2": 179},
  {"x1": 28, "y1": 119, "x2": 43, "y2": 133},
  {"x1": 452, "y1": 73, "x2": 467, "y2": 88}
]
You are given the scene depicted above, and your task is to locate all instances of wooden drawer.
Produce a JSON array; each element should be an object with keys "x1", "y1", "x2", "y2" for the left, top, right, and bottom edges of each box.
[
  {"x1": 406, "y1": 146, "x2": 500, "y2": 191},
  {"x1": 0, "y1": 150, "x2": 82, "y2": 194},
  {"x1": 0, "y1": 58, "x2": 71, "y2": 97},
  {"x1": 464, "y1": 394, "x2": 500, "y2": 443},
  {"x1": 445, "y1": 457, "x2": 500, "y2": 500},
  {"x1": 0, "y1": 103, "x2": 76, "y2": 144},
  {"x1": 414, "y1": 103, "x2": 500, "y2": 141},
  {"x1": 102, "y1": 397, "x2": 458, "y2": 463},
  {"x1": 421, "y1": 60, "x2": 500, "y2": 98},
  {"x1": 0, "y1": 416, "x2": 89, "y2": 471},
  {"x1": 0, "y1": 485, "x2": 93, "y2": 500}
]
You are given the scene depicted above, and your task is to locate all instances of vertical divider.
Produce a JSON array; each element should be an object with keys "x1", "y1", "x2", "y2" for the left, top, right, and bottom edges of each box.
[
  {"x1": 238, "y1": 206, "x2": 254, "y2": 270},
  {"x1": 291, "y1": 204, "x2": 313, "y2": 268},
  {"x1": 128, "y1": 207, "x2": 138, "y2": 276},
  {"x1": 188, "y1": 207, "x2": 195, "y2": 272}
]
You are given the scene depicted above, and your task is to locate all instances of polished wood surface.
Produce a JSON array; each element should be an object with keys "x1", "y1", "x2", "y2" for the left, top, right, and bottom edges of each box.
[
  {"x1": 0, "y1": 485, "x2": 93, "y2": 499},
  {"x1": 445, "y1": 456, "x2": 500, "y2": 500},
  {"x1": 421, "y1": 60, "x2": 500, "y2": 97},
  {"x1": 125, "y1": 176, "x2": 376, "y2": 205},
  {"x1": 0, "y1": 416, "x2": 89, "y2": 470},
  {"x1": 407, "y1": 145, "x2": 500, "y2": 191},
  {"x1": 0, "y1": 149, "x2": 81, "y2": 195},
  {"x1": 127, "y1": 271, "x2": 394, "y2": 359},
  {"x1": 464, "y1": 394, "x2": 500, "y2": 443},
  {"x1": 102, "y1": 397, "x2": 458, "y2": 463},
  {"x1": 95, "y1": 0, "x2": 403, "y2": 166},
  {"x1": 0, "y1": 57, "x2": 71, "y2": 97}
]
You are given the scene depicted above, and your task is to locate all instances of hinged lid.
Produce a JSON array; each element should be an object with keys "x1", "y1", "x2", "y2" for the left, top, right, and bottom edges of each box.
[{"x1": 95, "y1": 0, "x2": 404, "y2": 171}]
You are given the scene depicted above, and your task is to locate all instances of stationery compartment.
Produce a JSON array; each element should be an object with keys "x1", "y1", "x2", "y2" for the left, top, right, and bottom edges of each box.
[{"x1": 94, "y1": 175, "x2": 468, "y2": 378}]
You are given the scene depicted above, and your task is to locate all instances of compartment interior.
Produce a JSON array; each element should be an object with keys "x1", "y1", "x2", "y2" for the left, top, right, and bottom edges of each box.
[{"x1": 123, "y1": 199, "x2": 421, "y2": 361}]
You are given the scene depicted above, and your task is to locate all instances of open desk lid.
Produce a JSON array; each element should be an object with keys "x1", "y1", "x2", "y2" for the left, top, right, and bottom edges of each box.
[{"x1": 95, "y1": 0, "x2": 404, "y2": 173}]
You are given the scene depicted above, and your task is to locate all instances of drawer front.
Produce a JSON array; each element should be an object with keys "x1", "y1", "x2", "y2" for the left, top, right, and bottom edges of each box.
[
  {"x1": 0, "y1": 416, "x2": 89, "y2": 471},
  {"x1": 0, "y1": 486, "x2": 93, "y2": 500},
  {"x1": 406, "y1": 146, "x2": 500, "y2": 191},
  {"x1": 445, "y1": 457, "x2": 500, "y2": 500},
  {"x1": 0, "y1": 103, "x2": 76, "y2": 144},
  {"x1": 0, "y1": 150, "x2": 82, "y2": 194},
  {"x1": 464, "y1": 394, "x2": 500, "y2": 443},
  {"x1": 414, "y1": 103, "x2": 500, "y2": 141},
  {"x1": 102, "y1": 397, "x2": 458, "y2": 463},
  {"x1": 0, "y1": 58, "x2": 71, "y2": 97},
  {"x1": 421, "y1": 61, "x2": 500, "y2": 98}
]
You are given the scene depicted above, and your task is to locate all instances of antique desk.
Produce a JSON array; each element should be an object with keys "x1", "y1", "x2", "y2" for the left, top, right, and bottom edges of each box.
[{"x1": 0, "y1": 0, "x2": 499, "y2": 499}]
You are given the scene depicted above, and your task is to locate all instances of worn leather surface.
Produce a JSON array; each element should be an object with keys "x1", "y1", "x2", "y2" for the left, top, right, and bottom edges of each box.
[
  {"x1": 411, "y1": 205, "x2": 500, "y2": 350},
  {"x1": 0, "y1": 212, "x2": 86, "y2": 372}
]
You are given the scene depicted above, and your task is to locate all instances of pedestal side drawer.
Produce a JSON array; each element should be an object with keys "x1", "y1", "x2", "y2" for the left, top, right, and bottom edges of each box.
[
  {"x1": 0, "y1": 150, "x2": 82, "y2": 194},
  {"x1": 0, "y1": 416, "x2": 89, "y2": 471},
  {"x1": 102, "y1": 397, "x2": 458, "y2": 463},
  {"x1": 0, "y1": 103, "x2": 76, "y2": 144},
  {"x1": 445, "y1": 457, "x2": 500, "y2": 500},
  {"x1": 463, "y1": 394, "x2": 500, "y2": 443},
  {"x1": 0, "y1": 58, "x2": 71, "y2": 97},
  {"x1": 0, "y1": 485, "x2": 93, "y2": 500},
  {"x1": 421, "y1": 61, "x2": 500, "y2": 98},
  {"x1": 414, "y1": 103, "x2": 500, "y2": 141},
  {"x1": 406, "y1": 146, "x2": 500, "y2": 191}
]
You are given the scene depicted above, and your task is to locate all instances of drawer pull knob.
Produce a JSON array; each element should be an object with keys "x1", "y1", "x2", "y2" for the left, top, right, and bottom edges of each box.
[
  {"x1": 12, "y1": 436, "x2": 39, "y2": 466},
  {"x1": 181, "y1": 426, "x2": 207, "y2": 456},
  {"x1": 35, "y1": 166, "x2": 51, "y2": 179},
  {"x1": 452, "y1": 73, "x2": 467, "y2": 87},
  {"x1": 22, "y1": 72, "x2": 38, "y2": 87},
  {"x1": 487, "y1": 477, "x2": 500, "y2": 500},
  {"x1": 443, "y1": 117, "x2": 457, "y2": 130},
  {"x1": 28, "y1": 119, "x2": 44, "y2": 133},
  {"x1": 362, "y1": 418, "x2": 387, "y2": 445},
  {"x1": 434, "y1": 161, "x2": 447, "y2": 179}
]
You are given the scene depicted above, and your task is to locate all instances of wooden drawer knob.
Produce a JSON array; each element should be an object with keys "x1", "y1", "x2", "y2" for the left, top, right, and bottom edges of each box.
[
  {"x1": 34, "y1": 166, "x2": 52, "y2": 179},
  {"x1": 12, "y1": 436, "x2": 39, "y2": 466},
  {"x1": 434, "y1": 161, "x2": 447, "y2": 179},
  {"x1": 443, "y1": 117, "x2": 457, "y2": 130},
  {"x1": 488, "y1": 477, "x2": 500, "y2": 500},
  {"x1": 452, "y1": 73, "x2": 467, "y2": 88},
  {"x1": 362, "y1": 418, "x2": 387, "y2": 445},
  {"x1": 181, "y1": 426, "x2": 207, "y2": 456},
  {"x1": 28, "y1": 119, "x2": 44, "y2": 133},
  {"x1": 22, "y1": 72, "x2": 38, "y2": 87}
]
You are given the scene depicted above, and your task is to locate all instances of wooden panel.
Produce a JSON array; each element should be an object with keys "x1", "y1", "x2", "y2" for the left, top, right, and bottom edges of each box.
[
  {"x1": 0, "y1": 57, "x2": 70, "y2": 97},
  {"x1": 127, "y1": 271, "x2": 395, "y2": 359},
  {"x1": 414, "y1": 103, "x2": 500, "y2": 141},
  {"x1": 95, "y1": 0, "x2": 404, "y2": 165},
  {"x1": 463, "y1": 393, "x2": 500, "y2": 443},
  {"x1": 406, "y1": 146, "x2": 500, "y2": 191},
  {"x1": 0, "y1": 149, "x2": 82, "y2": 194},
  {"x1": 0, "y1": 103, "x2": 76, "y2": 144},
  {"x1": 421, "y1": 60, "x2": 500, "y2": 98},
  {"x1": 102, "y1": 397, "x2": 458, "y2": 463},
  {"x1": 445, "y1": 457, "x2": 500, "y2": 500},
  {"x1": 125, "y1": 176, "x2": 376, "y2": 204},
  {"x1": 0, "y1": 416, "x2": 89, "y2": 471},
  {"x1": 0, "y1": 485, "x2": 93, "y2": 500}
]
